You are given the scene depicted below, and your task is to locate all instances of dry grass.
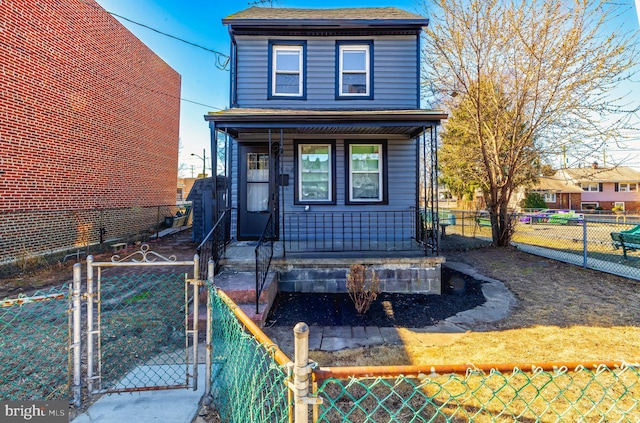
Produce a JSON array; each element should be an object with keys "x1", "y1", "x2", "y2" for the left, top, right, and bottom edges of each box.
[{"x1": 310, "y1": 244, "x2": 640, "y2": 367}]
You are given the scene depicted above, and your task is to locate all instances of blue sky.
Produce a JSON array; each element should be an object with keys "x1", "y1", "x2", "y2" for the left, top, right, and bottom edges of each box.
[{"x1": 94, "y1": 0, "x2": 640, "y2": 174}]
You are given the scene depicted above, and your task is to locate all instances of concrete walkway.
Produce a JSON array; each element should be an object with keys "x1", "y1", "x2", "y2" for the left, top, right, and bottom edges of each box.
[{"x1": 72, "y1": 347, "x2": 208, "y2": 423}]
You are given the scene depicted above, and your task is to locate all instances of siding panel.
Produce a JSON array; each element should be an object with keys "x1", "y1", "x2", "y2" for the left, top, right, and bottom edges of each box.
[{"x1": 235, "y1": 35, "x2": 419, "y2": 109}]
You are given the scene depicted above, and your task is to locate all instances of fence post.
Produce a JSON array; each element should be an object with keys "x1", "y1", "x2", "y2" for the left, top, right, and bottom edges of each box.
[
  {"x1": 583, "y1": 218, "x2": 588, "y2": 268},
  {"x1": 72, "y1": 263, "x2": 82, "y2": 407},
  {"x1": 293, "y1": 322, "x2": 310, "y2": 423},
  {"x1": 461, "y1": 211, "x2": 465, "y2": 237},
  {"x1": 205, "y1": 260, "x2": 214, "y2": 398},
  {"x1": 86, "y1": 255, "x2": 95, "y2": 395}
]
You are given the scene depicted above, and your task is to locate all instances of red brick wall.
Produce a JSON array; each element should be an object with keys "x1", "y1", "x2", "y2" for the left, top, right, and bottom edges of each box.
[{"x1": 0, "y1": 0, "x2": 181, "y2": 212}]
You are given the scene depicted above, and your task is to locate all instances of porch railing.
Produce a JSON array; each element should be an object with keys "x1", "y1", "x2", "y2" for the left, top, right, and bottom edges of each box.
[
  {"x1": 196, "y1": 209, "x2": 229, "y2": 281},
  {"x1": 283, "y1": 209, "x2": 427, "y2": 254},
  {"x1": 255, "y1": 213, "x2": 275, "y2": 314}
]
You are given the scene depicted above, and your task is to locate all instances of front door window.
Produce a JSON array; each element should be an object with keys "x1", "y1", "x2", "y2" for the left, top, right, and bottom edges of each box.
[{"x1": 247, "y1": 153, "x2": 269, "y2": 212}]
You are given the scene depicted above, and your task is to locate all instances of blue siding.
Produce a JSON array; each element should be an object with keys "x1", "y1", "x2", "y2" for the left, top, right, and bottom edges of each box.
[
  {"x1": 234, "y1": 35, "x2": 419, "y2": 109},
  {"x1": 231, "y1": 135, "x2": 417, "y2": 240}
]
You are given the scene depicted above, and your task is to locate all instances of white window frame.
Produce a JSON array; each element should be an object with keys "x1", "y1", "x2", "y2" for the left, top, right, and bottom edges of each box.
[
  {"x1": 543, "y1": 193, "x2": 556, "y2": 203},
  {"x1": 297, "y1": 143, "x2": 333, "y2": 203},
  {"x1": 348, "y1": 143, "x2": 383, "y2": 203},
  {"x1": 614, "y1": 202, "x2": 625, "y2": 211},
  {"x1": 272, "y1": 45, "x2": 303, "y2": 97},
  {"x1": 581, "y1": 182, "x2": 599, "y2": 192},
  {"x1": 581, "y1": 202, "x2": 599, "y2": 210},
  {"x1": 619, "y1": 182, "x2": 637, "y2": 192},
  {"x1": 338, "y1": 44, "x2": 370, "y2": 97}
]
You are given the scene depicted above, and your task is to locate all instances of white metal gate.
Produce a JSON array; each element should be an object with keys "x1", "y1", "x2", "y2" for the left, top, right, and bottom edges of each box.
[{"x1": 71, "y1": 244, "x2": 201, "y2": 405}]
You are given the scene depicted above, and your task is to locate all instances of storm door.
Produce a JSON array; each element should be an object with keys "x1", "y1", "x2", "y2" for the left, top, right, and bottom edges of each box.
[{"x1": 238, "y1": 144, "x2": 278, "y2": 240}]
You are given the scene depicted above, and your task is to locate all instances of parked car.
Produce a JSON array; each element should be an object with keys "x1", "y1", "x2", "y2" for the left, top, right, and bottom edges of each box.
[{"x1": 519, "y1": 209, "x2": 584, "y2": 225}]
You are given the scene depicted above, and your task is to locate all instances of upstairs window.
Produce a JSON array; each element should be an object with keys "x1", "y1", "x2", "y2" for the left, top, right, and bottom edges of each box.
[
  {"x1": 269, "y1": 41, "x2": 305, "y2": 98},
  {"x1": 581, "y1": 182, "x2": 600, "y2": 192},
  {"x1": 617, "y1": 182, "x2": 637, "y2": 192},
  {"x1": 336, "y1": 41, "x2": 373, "y2": 99}
]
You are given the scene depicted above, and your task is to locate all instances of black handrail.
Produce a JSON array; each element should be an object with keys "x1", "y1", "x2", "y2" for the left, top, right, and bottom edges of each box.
[
  {"x1": 283, "y1": 209, "x2": 427, "y2": 254},
  {"x1": 196, "y1": 209, "x2": 229, "y2": 281},
  {"x1": 255, "y1": 213, "x2": 274, "y2": 314}
]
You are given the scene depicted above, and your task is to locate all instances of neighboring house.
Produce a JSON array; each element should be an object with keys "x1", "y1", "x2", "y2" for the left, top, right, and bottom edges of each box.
[
  {"x1": 0, "y1": 0, "x2": 180, "y2": 265},
  {"x1": 204, "y1": 7, "x2": 446, "y2": 301},
  {"x1": 554, "y1": 164, "x2": 640, "y2": 212},
  {"x1": 523, "y1": 177, "x2": 584, "y2": 210}
]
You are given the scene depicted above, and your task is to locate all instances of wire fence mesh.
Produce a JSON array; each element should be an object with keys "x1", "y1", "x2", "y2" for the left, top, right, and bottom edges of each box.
[
  {"x1": 442, "y1": 210, "x2": 640, "y2": 280},
  {"x1": 208, "y1": 283, "x2": 290, "y2": 423},
  {"x1": 0, "y1": 285, "x2": 70, "y2": 401},
  {"x1": 0, "y1": 204, "x2": 191, "y2": 278},
  {"x1": 314, "y1": 364, "x2": 640, "y2": 422},
  {"x1": 90, "y1": 273, "x2": 188, "y2": 393}
]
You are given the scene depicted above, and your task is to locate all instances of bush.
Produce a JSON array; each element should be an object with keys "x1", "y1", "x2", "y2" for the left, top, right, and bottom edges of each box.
[
  {"x1": 520, "y1": 192, "x2": 547, "y2": 210},
  {"x1": 346, "y1": 264, "x2": 380, "y2": 315}
]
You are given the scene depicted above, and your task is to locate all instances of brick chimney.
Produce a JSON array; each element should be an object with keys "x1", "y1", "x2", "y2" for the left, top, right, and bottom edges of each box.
[{"x1": 592, "y1": 162, "x2": 599, "y2": 169}]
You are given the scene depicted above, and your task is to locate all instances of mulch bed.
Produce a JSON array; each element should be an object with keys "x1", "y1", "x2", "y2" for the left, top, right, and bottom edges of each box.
[{"x1": 265, "y1": 268, "x2": 485, "y2": 328}]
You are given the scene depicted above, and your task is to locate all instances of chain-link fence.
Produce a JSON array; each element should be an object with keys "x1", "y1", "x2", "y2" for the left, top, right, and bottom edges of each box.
[
  {"x1": 0, "y1": 285, "x2": 70, "y2": 401},
  {"x1": 313, "y1": 364, "x2": 640, "y2": 422},
  {"x1": 442, "y1": 210, "x2": 640, "y2": 280},
  {"x1": 205, "y1": 287, "x2": 640, "y2": 422},
  {"x1": 208, "y1": 284, "x2": 290, "y2": 423},
  {"x1": 0, "y1": 204, "x2": 191, "y2": 278},
  {"x1": 88, "y1": 273, "x2": 189, "y2": 394}
]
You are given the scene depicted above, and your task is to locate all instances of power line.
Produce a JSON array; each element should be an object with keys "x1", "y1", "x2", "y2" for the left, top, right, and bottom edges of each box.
[
  {"x1": 84, "y1": 0, "x2": 230, "y2": 70},
  {"x1": 107, "y1": 11, "x2": 230, "y2": 71}
]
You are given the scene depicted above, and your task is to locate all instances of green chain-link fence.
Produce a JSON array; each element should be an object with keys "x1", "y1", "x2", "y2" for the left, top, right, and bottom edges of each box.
[
  {"x1": 0, "y1": 285, "x2": 70, "y2": 401},
  {"x1": 314, "y1": 364, "x2": 640, "y2": 422},
  {"x1": 208, "y1": 284, "x2": 290, "y2": 423},
  {"x1": 207, "y1": 287, "x2": 640, "y2": 422},
  {"x1": 90, "y1": 273, "x2": 188, "y2": 393}
]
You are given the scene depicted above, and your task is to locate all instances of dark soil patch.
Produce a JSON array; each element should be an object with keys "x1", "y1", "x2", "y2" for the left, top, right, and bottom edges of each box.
[{"x1": 265, "y1": 268, "x2": 485, "y2": 328}]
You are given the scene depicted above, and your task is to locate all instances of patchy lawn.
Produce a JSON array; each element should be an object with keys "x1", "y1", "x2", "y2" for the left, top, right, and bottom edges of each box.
[{"x1": 311, "y1": 239, "x2": 640, "y2": 367}]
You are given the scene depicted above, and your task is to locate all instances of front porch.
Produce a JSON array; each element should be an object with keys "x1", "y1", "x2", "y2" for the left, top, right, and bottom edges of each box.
[{"x1": 208, "y1": 236, "x2": 444, "y2": 327}]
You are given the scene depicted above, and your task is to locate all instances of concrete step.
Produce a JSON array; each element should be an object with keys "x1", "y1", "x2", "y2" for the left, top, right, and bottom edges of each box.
[
  {"x1": 212, "y1": 271, "x2": 276, "y2": 305},
  {"x1": 191, "y1": 270, "x2": 278, "y2": 329}
]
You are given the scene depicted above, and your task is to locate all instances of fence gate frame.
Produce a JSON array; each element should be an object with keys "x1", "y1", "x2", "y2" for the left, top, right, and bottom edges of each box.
[{"x1": 72, "y1": 245, "x2": 200, "y2": 405}]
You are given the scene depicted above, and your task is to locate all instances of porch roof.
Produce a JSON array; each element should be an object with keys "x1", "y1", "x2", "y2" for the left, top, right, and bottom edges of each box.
[{"x1": 205, "y1": 108, "x2": 447, "y2": 138}]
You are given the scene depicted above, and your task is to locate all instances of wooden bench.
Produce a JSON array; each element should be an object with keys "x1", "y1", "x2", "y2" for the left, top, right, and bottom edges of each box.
[
  {"x1": 611, "y1": 232, "x2": 640, "y2": 259},
  {"x1": 110, "y1": 242, "x2": 127, "y2": 253}
]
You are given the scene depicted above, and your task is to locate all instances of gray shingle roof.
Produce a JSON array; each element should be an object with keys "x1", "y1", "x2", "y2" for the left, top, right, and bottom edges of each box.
[{"x1": 224, "y1": 6, "x2": 426, "y2": 23}]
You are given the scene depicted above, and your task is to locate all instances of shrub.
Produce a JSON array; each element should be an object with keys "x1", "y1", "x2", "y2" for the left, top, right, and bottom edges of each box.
[
  {"x1": 346, "y1": 264, "x2": 380, "y2": 315},
  {"x1": 520, "y1": 192, "x2": 547, "y2": 210}
]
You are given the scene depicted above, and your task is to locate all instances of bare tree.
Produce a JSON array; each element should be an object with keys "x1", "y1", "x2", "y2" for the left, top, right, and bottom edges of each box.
[{"x1": 421, "y1": 0, "x2": 639, "y2": 246}]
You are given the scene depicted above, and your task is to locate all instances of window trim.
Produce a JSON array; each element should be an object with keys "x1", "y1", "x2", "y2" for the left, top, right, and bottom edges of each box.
[
  {"x1": 335, "y1": 41, "x2": 374, "y2": 100},
  {"x1": 268, "y1": 40, "x2": 306, "y2": 99},
  {"x1": 345, "y1": 140, "x2": 388, "y2": 205},
  {"x1": 618, "y1": 182, "x2": 637, "y2": 192},
  {"x1": 581, "y1": 182, "x2": 600, "y2": 192},
  {"x1": 543, "y1": 192, "x2": 556, "y2": 203},
  {"x1": 294, "y1": 140, "x2": 336, "y2": 205}
]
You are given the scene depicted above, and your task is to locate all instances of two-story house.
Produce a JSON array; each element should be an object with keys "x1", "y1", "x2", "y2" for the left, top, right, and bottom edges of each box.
[
  {"x1": 554, "y1": 164, "x2": 640, "y2": 212},
  {"x1": 203, "y1": 7, "x2": 446, "y2": 313}
]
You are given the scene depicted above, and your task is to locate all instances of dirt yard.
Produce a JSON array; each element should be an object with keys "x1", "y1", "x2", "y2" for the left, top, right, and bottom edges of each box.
[{"x1": 309, "y1": 234, "x2": 640, "y2": 367}]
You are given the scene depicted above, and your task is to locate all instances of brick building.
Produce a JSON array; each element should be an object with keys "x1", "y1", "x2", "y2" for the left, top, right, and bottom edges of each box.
[{"x1": 0, "y1": 0, "x2": 181, "y2": 269}]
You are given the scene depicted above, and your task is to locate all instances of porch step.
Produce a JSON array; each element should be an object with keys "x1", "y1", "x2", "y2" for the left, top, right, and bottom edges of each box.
[{"x1": 206, "y1": 270, "x2": 278, "y2": 328}]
